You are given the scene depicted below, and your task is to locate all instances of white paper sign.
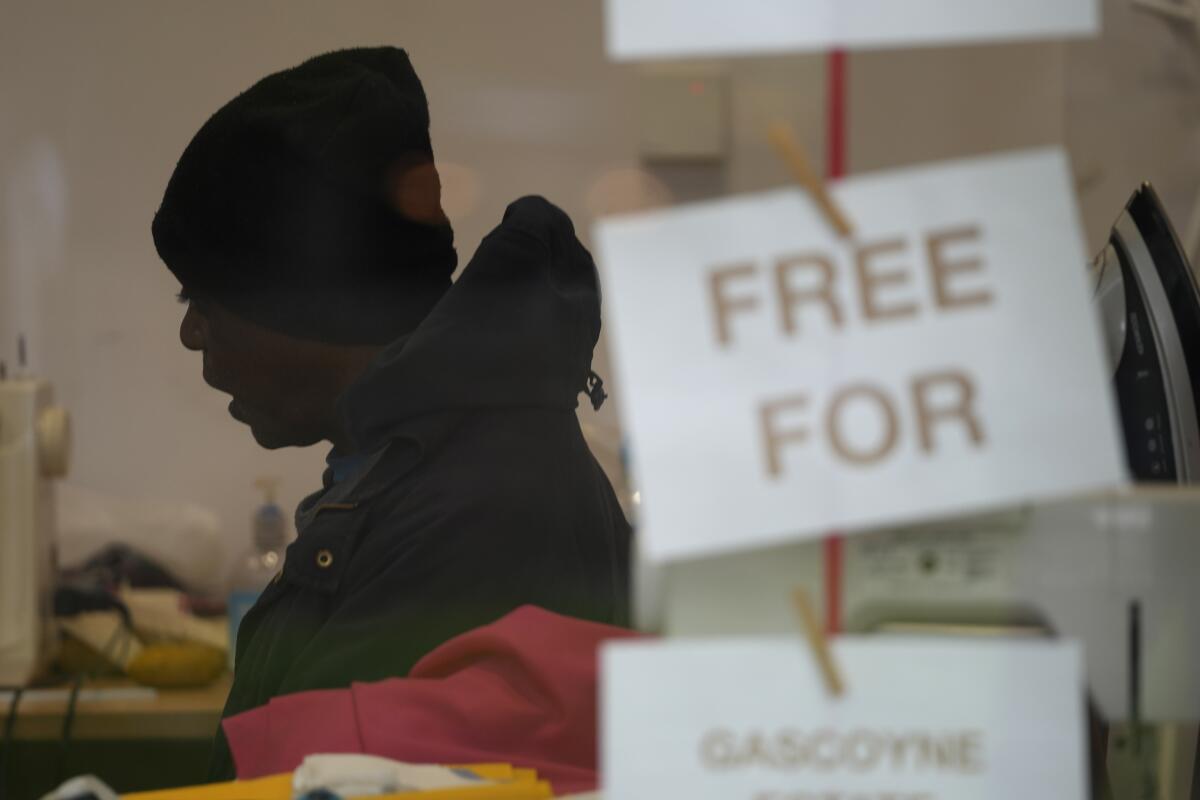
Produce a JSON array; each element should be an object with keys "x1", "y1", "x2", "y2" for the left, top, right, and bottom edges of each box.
[
  {"x1": 595, "y1": 148, "x2": 1125, "y2": 562},
  {"x1": 606, "y1": 0, "x2": 1099, "y2": 60},
  {"x1": 603, "y1": 638, "x2": 1087, "y2": 800}
]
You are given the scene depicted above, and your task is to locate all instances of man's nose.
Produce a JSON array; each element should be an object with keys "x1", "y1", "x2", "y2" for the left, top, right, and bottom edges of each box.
[{"x1": 179, "y1": 303, "x2": 206, "y2": 351}]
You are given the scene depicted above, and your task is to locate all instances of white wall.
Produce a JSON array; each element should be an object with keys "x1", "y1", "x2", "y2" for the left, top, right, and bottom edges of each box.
[
  {"x1": 1, "y1": 1, "x2": 645, "y2": 570},
  {"x1": 2, "y1": 0, "x2": 1195, "y2": 579},
  {"x1": 1065, "y1": 0, "x2": 1200, "y2": 255}
]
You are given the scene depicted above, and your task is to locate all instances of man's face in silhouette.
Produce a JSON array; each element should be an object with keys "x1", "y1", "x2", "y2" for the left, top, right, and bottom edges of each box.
[{"x1": 178, "y1": 291, "x2": 346, "y2": 449}]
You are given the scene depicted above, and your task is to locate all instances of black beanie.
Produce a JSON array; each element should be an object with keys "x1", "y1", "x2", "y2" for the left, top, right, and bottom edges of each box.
[{"x1": 152, "y1": 47, "x2": 456, "y2": 345}]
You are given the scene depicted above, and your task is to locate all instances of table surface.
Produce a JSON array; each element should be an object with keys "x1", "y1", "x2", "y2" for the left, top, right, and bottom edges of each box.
[{"x1": 5, "y1": 674, "x2": 231, "y2": 741}]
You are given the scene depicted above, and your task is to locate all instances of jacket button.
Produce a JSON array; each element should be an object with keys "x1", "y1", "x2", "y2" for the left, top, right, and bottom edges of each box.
[{"x1": 316, "y1": 549, "x2": 334, "y2": 569}]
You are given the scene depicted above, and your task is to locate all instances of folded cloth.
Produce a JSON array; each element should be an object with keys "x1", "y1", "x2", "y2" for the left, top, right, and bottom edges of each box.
[
  {"x1": 292, "y1": 754, "x2": 489, "y2": 796},
  {"x1": 38, "y1": 775, "x2": 119, "y2": 800},
  {"x1": 120, "y1": 763, "x2": 541, "y2": 800},
  {"x1": 223, "y1": 606, "x2": 641, "y2": 795}
]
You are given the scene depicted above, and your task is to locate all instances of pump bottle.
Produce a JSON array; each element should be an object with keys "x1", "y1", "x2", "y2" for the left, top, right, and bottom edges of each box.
[{"x1": 226, "y1": 477, "x2": 285, "y2": 669}]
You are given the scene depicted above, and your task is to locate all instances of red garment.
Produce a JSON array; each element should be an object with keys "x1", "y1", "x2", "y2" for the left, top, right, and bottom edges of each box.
[{"x1": 223, "y1": 605, "x2": 641, "y2": 794}]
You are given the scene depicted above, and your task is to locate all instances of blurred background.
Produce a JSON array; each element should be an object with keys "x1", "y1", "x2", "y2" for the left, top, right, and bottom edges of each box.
[
  {"x1": 1, "y1": 0, "x2": 1198, "y2": 574},
  {"x1": 5, "y1": 2, "x2": 1200, "y2": 797}
]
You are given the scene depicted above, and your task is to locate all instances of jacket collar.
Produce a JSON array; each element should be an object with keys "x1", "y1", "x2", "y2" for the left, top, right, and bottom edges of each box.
[{"x1": 283, "y1": 413, "x2": 462, "y2": 594}]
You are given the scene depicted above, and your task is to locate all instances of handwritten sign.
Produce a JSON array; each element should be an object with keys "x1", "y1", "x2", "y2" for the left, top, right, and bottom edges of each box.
[
  {"x1": 595, "y1": 148, "x2": 1125, "y2": 562},
  {"x1": 605, "y1": 0, "x2": 1099, "y2": 60},
  {"x1": 603, "y1": 637, "x2": 1087, "y2": 800}
]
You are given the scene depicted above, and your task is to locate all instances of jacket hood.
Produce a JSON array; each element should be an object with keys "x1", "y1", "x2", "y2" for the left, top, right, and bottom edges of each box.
[{"x1": 339, "y1": 195, "x2": 605, "y2": 450}]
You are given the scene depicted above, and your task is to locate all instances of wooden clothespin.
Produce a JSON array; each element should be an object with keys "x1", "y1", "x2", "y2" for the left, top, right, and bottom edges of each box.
[
  {"x1": 792, "y1": 587, "x2": 846, "y2": 697},
  {"x1": 767, "y1": 122, "x2": 855, "y2": 239}
]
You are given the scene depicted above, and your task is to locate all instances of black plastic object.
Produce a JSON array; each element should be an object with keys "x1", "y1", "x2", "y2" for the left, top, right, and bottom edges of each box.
[{"x1": 1110, "y1": 185, "x2": 1200, "y2": 482}]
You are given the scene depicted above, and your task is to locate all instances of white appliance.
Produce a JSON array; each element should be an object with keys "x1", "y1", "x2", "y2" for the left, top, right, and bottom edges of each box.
[
  {"x1": 0, "y1": 374, "x2": 70, "y2": 686},
  {"x1": 649, "y1": 489, "x2": 1200, "y2": 723}
]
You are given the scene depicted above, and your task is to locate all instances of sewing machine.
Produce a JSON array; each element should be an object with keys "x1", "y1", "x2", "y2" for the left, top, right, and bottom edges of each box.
[
  {"x1": 0, "y1": 368, "x2": 71, "y2": 686},
  {"x1": 644, "y1": 490, "x2": 1198, "y2": 794}
]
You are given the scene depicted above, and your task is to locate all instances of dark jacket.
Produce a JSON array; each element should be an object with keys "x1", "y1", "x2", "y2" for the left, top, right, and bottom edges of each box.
[{"x1": 209, "y1": 196, "x2": 632, "y2": 779}]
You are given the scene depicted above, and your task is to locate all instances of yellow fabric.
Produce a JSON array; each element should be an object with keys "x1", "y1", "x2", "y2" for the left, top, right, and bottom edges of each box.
[
  {"x1": 453, "y1": 764, "x2": 517, "y2": 781},
  {"x1": 122, "y1": 772, "x2": 292, "y2": 800},
  {"x1": 352, "y1": 782, "x2": 553, "y2": 800},
  {"x1": 121, "y1": 764, "x2": 552, "y2": 800}
]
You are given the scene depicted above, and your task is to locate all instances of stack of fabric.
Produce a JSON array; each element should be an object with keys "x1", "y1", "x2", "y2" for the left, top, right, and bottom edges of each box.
[
  {"x1": 220, "y1": 607, "x2": 639, "y2": 795},
  {"x1": 121, "y1": 754, "x2": 563, "y2": 799},
  {"x1": 38, "y1": 608, "x2": 632, "y2": 799}
]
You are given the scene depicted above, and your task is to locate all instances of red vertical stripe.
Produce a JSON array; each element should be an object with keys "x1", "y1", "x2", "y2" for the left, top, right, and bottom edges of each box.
[
  {"x1": 826, "y1": 49, "x2": 848, "y2": 180},
  {"x1": 823, "y1": 535, "x2": 843, "y2": 635},
  {"x1": 823, "y1": 49, "x2": 848, "y2": 635}
]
